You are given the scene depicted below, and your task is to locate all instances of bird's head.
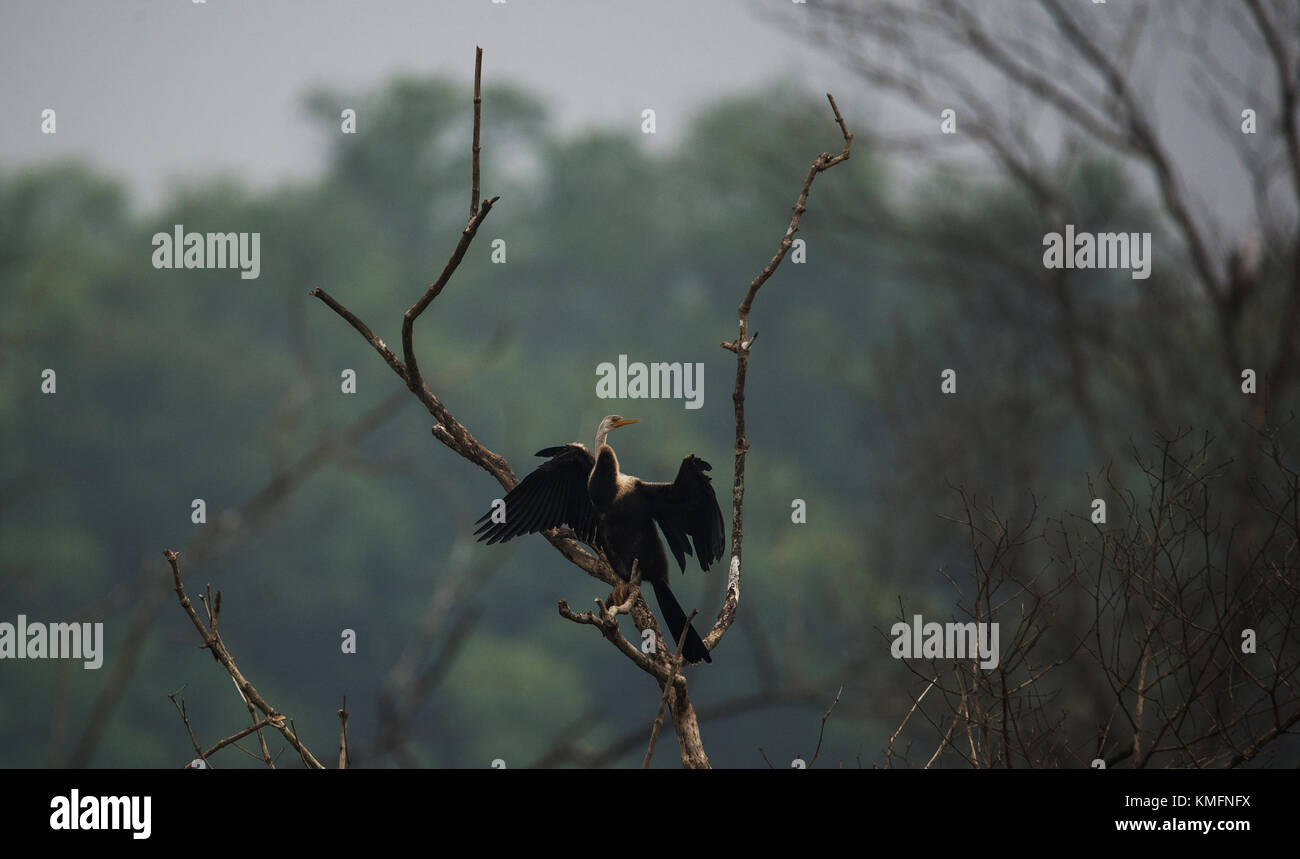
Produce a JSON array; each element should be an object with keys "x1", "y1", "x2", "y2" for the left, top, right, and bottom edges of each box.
[{"x1": 595, "y1": 414, "x2": 639, "y2": 449}]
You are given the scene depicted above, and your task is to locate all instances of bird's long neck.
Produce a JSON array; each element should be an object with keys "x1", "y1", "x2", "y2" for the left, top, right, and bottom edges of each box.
[{"x1": 588, "y1": 444, "x2": 620, "y2": 509}]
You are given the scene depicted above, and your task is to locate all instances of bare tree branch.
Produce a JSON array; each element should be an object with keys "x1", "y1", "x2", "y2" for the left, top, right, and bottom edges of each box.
[
  {"x1": 809, "y1": 684, "x2": 845, "y2": 768},
  {"x1": 643, "y1": 609, "x2": 699, "y2": 768},
  {"x1": 338, "y1": 696, "x2": 350, "y2": 770},
  {"x1": 166, "y1": 549, "x2": 325, "y2": 769},
  {"x1": 471, "y1": 45, "x2": 483, "y2": 218},
  {"x1": 310, "y1": 50, "x2": 856, "y2": 768},
  {"x1": 167, "y1": 689, "x2": 206, "y2": 767},
  {"x1": 708, "y1": 92, "x2": 853, "y2": 651}
]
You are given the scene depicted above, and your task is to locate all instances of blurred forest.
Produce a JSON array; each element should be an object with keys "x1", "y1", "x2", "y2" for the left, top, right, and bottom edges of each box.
[{"x1": 3, "y1": 2, "x2": 1299, "y2": 768}]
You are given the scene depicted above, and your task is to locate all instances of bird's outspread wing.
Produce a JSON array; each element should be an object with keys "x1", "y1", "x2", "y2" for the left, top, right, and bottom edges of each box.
[
  {"x1": 474, "y1": 443, "x2": 599, "y2": 546},
  {"x1": 643, "y1": 454, "x2": 726, "y2": 574}
]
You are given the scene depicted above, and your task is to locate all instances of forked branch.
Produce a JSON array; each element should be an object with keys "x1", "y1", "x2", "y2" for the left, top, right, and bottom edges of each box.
[
  {"x1": 166, "y1": 549, "x2": 324, "y2": 769},
  {"x1": 708, "y1": 93, "x2": 853, "y2": 649}
]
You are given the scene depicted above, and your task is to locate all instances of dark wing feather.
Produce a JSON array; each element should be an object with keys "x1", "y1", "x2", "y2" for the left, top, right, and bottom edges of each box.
[
  {"x1": 474, "y1": 443, "x2": 599, "y2": 546},
  {"x1": 642, "y1": 454, "x2": 726, "y2": 574}
]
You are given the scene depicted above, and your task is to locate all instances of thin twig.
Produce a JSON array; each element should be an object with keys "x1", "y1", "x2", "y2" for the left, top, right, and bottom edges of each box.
[
  {"x1": 247, "y1": 700, "x2": 275, "y2": 768},
  {"x1": 471, "y1": 46, "x2": 483, "y2": 218},
  {"x1": 199, "y1": 717, "x2": 275, "y2": 761},
  {"x1": 167, "y1": 689, "x2": 206, "y2": 766},
  {"x1": 166, "y1": 549, "x2": 325, "y2": 769},
  {"x1": 707, "y1": 93, "x2": 853, "y2": 650},
  {"x1": 808, "y1": 684, "x2": 844, "y2": 768},
  {"x1": 72, "y1": 387, "x2": 407, "y2": 767},
  {"x1": 886, "y1": 675, "x2": 938, "y2": 766},
  {"x1": 558, "y1": 578, "x2": 669, "y2": 682},
  {"x1": 338, "y1": 695, "x2": 350, "y2": 769}
]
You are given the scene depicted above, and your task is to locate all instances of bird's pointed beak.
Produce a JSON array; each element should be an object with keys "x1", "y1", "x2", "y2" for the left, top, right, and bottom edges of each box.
[{"x1": 611, "y1": 418, "x2": 640, "y2": 428}]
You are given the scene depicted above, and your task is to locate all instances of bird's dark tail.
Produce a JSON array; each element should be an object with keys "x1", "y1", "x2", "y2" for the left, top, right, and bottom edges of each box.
[{"x1": 650, "y1": 578, "x2": 712, "y2": 664}]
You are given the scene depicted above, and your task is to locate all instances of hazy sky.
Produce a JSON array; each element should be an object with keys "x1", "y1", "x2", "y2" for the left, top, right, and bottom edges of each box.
[
  {"x1": 1, "y1": 0, "x2": 852, "y2": 208},
  {"x1": 0, "y1": 1, "x2": 1264, "y2": 235}
]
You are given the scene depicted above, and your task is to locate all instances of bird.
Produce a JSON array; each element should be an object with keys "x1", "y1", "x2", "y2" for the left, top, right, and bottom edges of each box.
[{"x1": 474, "y1": 415, "x2": 725, "y2": 664}]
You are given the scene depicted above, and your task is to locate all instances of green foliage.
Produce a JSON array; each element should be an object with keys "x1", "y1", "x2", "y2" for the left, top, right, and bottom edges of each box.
[{"x1": 0, "y1": 73, "x2": 1263, "y2": 768}]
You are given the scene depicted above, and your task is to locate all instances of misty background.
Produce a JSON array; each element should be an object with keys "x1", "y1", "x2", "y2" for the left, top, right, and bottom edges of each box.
[{"x1": 2, "y1": 1, "x2": 1295, "y2": 768}]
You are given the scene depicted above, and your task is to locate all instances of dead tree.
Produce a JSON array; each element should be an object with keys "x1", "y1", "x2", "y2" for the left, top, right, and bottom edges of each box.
[
  {"x1": 885, "y1": 427, "x2": 1300, "y2": 768},
  {"x1": 290, "y1": 50, "x2": 852, "y2": 768}
]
